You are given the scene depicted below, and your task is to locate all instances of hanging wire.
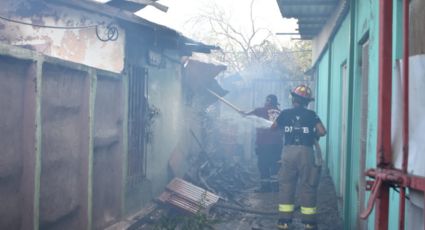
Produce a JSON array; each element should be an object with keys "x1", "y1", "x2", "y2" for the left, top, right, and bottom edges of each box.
[
  {"x1": 0, "y1": 15, "x2": 119, "y2": 42},
  {"x1": 0, "y1": 15, "x2": 97, "y2": 29},
  {"x1": 95, "y1": 23, "x2": 119, "y2": 42}
]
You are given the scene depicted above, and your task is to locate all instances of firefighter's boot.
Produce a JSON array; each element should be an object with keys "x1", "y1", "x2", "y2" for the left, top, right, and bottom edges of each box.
[
  {"x1": 277, "y1": 219, "x2": 289, "y2": 230},
  {"x1": 277, "y1": 219, "x2": 290, "y2": 229}
]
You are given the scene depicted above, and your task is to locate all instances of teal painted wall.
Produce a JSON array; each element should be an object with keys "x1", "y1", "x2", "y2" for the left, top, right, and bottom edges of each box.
[
  {"x1": 347, "y1": 0, "x2": 374, "y2": 228},
  {"x1": 316, "y1": 50, "x2": 330, "y2": 160},
  {"x1": 328, "y1": 15, "x2": 350, "y2": 201},
  {"x1": 314, "y1": 0, "x2": 404, "y2": 229},
  {"x1": 365, "y1": 1, "x2": 380, "y2": 229}
]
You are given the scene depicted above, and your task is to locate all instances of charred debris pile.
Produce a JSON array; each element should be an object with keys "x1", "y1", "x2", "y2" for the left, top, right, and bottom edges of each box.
[
  {"x1": 124, "y1": 112, "x2": 343, "y2": 230},
  {"x1": 127, "y1": 112, "x2": 280, "y2": 229}
]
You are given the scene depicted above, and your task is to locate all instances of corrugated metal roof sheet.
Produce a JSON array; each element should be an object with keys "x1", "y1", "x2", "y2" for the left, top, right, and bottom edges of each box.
[
  {"x1": 276, "y1": 0, "x2": 340, "y2": 39},
  {"x1": 182, "y1": 53, "x2": 228, "y2": 109},
  {"x1": 105, "y1": 0, "x2": 168, "y2": 13},
  {"x1": 106, "y1": 0, "x2": 150, "y2": 12},
  {"x1": 158, "y1": 178, "x2": 220, "y2": 214}
]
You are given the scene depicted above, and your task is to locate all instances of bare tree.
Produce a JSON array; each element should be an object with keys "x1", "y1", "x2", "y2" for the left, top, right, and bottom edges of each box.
[
  {"x1": 187, "y1": 0, "x2": 270, "y2": 71},
  {"x1": 186, "y1": 0, "x2": 309, "y2": 78}
]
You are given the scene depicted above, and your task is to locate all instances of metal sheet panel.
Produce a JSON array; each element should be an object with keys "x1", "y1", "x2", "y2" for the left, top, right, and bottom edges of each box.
[
  {"x1": 106, "y1": 0, "x2": 149, "y2": 12},
  {"x1": 276, "y1": 0, "x2": 340, "y2": 38},
  {"x1": 159, "y1": 178, "x2": 220, "y2": 214}
]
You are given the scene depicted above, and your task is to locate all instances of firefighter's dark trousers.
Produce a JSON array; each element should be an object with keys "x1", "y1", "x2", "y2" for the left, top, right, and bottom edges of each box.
[
  {"x1": 256, "y1": 144, "x2": 282, "y2": 191},
  {"x1": 277, "y1": 145, "x2": 321, "y2": 224}
]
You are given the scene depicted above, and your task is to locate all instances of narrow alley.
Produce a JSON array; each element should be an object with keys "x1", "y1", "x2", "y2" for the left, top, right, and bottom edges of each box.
[{"x1": 113, "y1": 156, "x2": 342, "y2": 230}]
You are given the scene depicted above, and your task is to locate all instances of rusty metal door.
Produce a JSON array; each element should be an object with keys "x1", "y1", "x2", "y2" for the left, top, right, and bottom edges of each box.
[{"x1": 127, "y1": 67, "x2": 148, "y2": 187}]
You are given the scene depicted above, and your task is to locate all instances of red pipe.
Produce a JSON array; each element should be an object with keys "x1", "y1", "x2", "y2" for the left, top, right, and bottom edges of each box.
[
  {"x1": 366, "y1": 169, "x2": 404, "y2": 184},
  {"x1": 399, "y1": 0, "x2": 410, "y2": 229},
  {"x1": 377, "y1": 0, "x2": 393, "y2": 167},
  {"x1": 361, "y1": 177, "x2": 383, "y2": 219},
  {"x1": 401, "y1": 0, "x2": 410, "y2": 177},
  {"x1": 376, "y1": 0, "x2": 393, "y2": 229}
]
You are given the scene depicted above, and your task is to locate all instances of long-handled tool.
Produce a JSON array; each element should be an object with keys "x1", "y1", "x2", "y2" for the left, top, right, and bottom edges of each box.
[
  {"x1": 313, "y1": 140, "x2": 323, "y2": 166},
  {"x1": 207, "y1": 89, "x2": 243, "y2": 113},
  {"x1": 207, "y1": 89, "x2": 274, "y2": 129}
]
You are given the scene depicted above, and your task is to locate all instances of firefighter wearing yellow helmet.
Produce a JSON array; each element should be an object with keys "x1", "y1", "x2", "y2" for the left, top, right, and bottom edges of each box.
[{"x1": 272, "y1": 85, "x2": 327, "y2": 230}]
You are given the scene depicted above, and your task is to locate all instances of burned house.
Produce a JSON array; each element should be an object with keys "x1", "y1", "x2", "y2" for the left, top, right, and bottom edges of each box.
[{"x1": 0, "y1": 0, "x2": 226, "y2": 229}]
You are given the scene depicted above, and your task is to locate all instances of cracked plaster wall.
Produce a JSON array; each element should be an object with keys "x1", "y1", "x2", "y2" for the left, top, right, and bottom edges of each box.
[{"x1": 0, "y1": 0, "x2": 125, "y2": 73}]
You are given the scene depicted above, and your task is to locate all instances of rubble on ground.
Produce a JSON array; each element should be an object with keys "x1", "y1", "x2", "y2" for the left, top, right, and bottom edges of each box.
[{"x1": 126, "y1": 149, "x2": 343, "y2": 230}]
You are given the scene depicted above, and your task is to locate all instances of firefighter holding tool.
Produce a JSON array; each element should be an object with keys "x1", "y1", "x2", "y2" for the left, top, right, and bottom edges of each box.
[
  {"x1": 272, "y1": 85, "x2": 326, "y2": 230},
  {"x1": 240, "y1": 94, "x2": 284, "y2": 193},
  {"x1": 207, "y1": 89, "x2": 284, "y2": 193}
]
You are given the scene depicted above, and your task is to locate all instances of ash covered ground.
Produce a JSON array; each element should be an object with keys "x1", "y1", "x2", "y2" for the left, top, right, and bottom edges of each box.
[{"x1": 132, "y1": 155, "x2": 343, "y2": 230}]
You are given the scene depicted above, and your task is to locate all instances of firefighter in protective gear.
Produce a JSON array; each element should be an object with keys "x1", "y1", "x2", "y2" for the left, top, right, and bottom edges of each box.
[
  {"x1": 272, "y1": 85, "x2": 326, "y2": 229},
  {"x1": 241, "y1": 94, "x2": 283, "y2": 192}
]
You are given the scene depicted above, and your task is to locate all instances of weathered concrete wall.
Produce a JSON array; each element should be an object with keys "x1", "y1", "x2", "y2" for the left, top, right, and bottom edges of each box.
[
  {"x1": 146, "y1": 52, "x2": 190, "y2": 197},
  {"x1": 0, "y1": 0, "x2": 203, "y2": 221},
  {"x1": 0, "y1": 0, "x2": 125, "y2": 73},
  {"x1": 39, "y1": 64, "x2": 90, "y2": 230},
  {"x1": 0, "y1": 56, "x2": 34, "y2": 230},
  {"x1": 0, "y1": 46, "x2": 128, "y2": 229},
  {"x1": 92, "y1": 75, "x2": 124, "y2": 230}
]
